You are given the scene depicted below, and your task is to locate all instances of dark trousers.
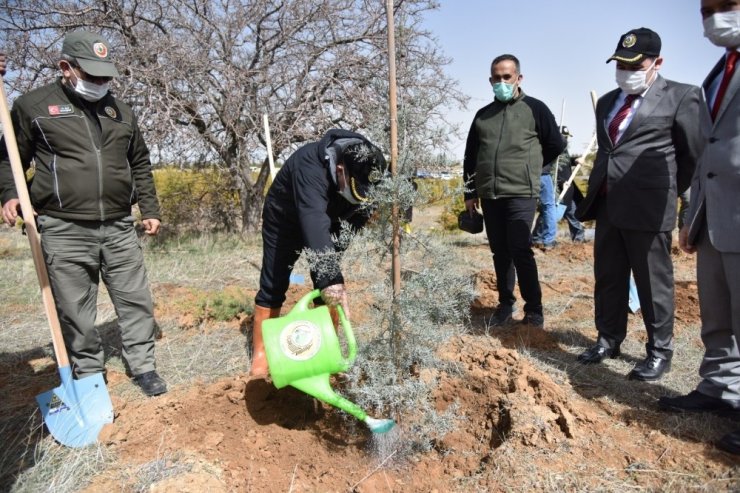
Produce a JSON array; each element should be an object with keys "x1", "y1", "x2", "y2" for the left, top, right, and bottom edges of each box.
[
  {"x1": 480, "y1": 197, "x2": 542, "y2": 315},
  {"x1": 593, "y1": 202, "x2": 674, "y2": 359},
  {"x1": 255, "y1": 203, "x2": 335, "y2": 309}
]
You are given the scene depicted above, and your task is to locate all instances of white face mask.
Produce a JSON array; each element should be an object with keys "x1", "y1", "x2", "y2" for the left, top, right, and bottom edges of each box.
[
  {"x1": 74, "y1": 78, "x2": 110, "y2": 102},
  {"x1": 703, "y1": 10, "x2": 740, "y2": 48},
  {"x1": 615, "y1": 59, "x2": 656, "y2": 95}
]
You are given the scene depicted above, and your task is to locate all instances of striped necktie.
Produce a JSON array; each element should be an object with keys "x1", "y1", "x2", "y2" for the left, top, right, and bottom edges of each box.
[{"x1": 608, "y1": 94, "x2": 637, "y2": 145}]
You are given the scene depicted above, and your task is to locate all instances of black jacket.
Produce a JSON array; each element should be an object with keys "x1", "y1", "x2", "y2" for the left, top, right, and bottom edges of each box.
[
  {"x1": 262, "y1": 129, "x2": 374, "y2": 288},
  {"x1": 0, "y1": 78, "x2": 160, "y2": 221}
]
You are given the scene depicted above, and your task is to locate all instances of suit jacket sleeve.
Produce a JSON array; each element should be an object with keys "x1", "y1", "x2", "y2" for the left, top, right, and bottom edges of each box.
[{"x1": 672, "y1": 85, "x2": 704, "y2": 194}]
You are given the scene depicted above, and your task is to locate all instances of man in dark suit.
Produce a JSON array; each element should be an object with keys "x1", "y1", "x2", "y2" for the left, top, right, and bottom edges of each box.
[
  {"x1": 575, "y1": 28, "x2": 704, "y2": 381},
  {"x1": 659, "y1": 0, "x2": 740, "y2": 454}
]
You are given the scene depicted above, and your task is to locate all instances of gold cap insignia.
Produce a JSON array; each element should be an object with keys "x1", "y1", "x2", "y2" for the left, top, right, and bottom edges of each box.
[{"x1": 622, "y1": 34, "x2": 637, "y2": 48}]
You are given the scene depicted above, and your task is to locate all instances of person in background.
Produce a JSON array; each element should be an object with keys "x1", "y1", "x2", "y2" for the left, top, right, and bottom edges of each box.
[
  {"x1": 659, "y1": 0, "x2": 740, "y2": 455},
  {"x1": 463, "y1": 54, "x2": 565, "y2": 329},
  {"x1": 531, "y1": 126, "x2": 561, "y2": 250},
  {"x1": 251, "y1": 129, "x2": 387, "y2": 377},
  {"x1": 575, "y1": 28, "x2": 703, "y2": 381},
  {"x1": 0, "y1": 32, "x2": 167, "y2": 396},
  {"x1": 557, "y1": 152, "x2": 587, "y2": 243}
]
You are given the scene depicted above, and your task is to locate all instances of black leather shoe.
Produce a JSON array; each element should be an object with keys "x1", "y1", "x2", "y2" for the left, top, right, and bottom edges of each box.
[
  {"x1": 717, "y1": 430, "x2": 740, "y2": 455},
  {"x1": 577, "y1": 344, "x2": 620, "y2": 364},
  {"x1": 134, "y1": 371, "x2": 168, "y2": 397},
  {"x1": 519, "y1": 312, "x2": 544, "y2": 329},
  {"x1": 489, "y1": 305, "x2": 514, "y2": 328},
  {"x1": 659, "y1": 390, "x2": 740, "y2": 413},
  {"x1": 628, "y1": 355, "x2": 671, "y2": 381}
]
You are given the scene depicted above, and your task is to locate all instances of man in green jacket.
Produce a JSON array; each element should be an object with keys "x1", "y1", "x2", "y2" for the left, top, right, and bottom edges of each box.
[
  {"x1": 0, "y1": 31, "x2": 166, "y2": 396},
  {"x1": 463, "y1": 54, "x2": 565, "y2": 329}
]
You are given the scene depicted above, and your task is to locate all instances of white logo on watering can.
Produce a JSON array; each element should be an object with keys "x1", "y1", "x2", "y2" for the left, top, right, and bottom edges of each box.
[{"x1": 279, "y1": 320, "x2": 322, "y2": 360}]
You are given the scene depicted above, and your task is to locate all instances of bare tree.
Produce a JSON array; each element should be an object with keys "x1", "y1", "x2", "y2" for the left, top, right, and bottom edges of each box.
[{"x1": 0, "y1": 0, "x2": 467, "y2": 232}]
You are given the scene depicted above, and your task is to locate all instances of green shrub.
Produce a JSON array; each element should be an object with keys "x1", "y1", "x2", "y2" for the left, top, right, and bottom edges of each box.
[
  {"x1": 416, "y1": 177, "x2": 466, "y2": 231},
  {"x1": 153, "y1": 167, "x2": 241, "y2": 235}
]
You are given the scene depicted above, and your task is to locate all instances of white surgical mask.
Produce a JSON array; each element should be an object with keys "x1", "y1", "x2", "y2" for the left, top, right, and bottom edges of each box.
[
  {"x1": 615, "y1": 59, "x2": 656, "y2": 95},
  {"x1": 74, "y1": 78, "x2": 110, "y2": 102},
  {"x1": 703, "y1": 11, "x2": 740, "y2": 48}
]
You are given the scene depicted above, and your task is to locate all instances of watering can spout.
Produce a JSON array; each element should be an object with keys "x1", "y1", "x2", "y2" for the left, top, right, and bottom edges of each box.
[{"x1": 289, "y1": 374, "x2": 367, "y2": 421}]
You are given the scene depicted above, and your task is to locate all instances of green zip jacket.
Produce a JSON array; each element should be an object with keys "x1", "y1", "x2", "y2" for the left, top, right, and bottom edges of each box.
[
  {"x1": 463, "y1": 90, "x2": 565, "y2": 200},
  {"x1": 0, "y1": 78, "x2": 160, "y2": 221}
]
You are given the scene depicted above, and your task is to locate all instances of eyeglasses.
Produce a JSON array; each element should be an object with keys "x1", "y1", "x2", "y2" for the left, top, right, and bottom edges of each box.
[{"x1": 69, "y1": 63, "x2": 113, "y2": 84}]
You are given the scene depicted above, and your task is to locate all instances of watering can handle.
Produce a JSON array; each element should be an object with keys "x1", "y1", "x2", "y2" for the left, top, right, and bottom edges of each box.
[
  {"x1": 296, "y1": 290, "x2": 358, "y2": 364},
  {"x1": 335, "y1": 304, "x2": 357, "y2": 364}
]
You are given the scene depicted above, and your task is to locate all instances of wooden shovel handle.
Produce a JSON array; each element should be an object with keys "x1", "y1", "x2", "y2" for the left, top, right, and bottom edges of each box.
[{"x1": 0, "y1": 75, "x2": 69, "y2": 368}]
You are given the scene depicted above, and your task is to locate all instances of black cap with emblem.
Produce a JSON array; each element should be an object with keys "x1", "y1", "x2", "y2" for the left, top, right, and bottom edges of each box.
[
  {"x1": 340, "y1": 142, "x2": 388, "y2": 203},
  {"x1": 606, "y1": 27, "x2": 661, "y2": 64}
]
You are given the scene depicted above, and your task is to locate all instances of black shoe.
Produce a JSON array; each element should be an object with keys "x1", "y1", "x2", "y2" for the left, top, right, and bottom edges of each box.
[
  {"x1": 658, "y1": 390, "x2": 740, "y2": 413},
  {"x1": 577, "y1": 343, "x2": 621, "y2": 364},
  {"x1": 717, "y1": 430, "x2": 740, "y2": 455},
  {"x1": 489, "y1": 305, "x2": 514, "y2": 327},
  {"x1": 134, "y1": 371, "x2": 168, "y2": 397},
  {"x1": 519, "y1": 312, "x2": 544, "y2": 328},
  {"x1": 628, "y1": 355, "x2": 671, "y2": 381}
]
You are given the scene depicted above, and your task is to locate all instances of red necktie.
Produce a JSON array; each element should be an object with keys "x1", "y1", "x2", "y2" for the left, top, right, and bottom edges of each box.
[
  {"x1": 711, "y1": 50, "x2": 738, "y2": 120},
  {"x1": 608, "y1": 94, "x2": 637, "y2": 144}
]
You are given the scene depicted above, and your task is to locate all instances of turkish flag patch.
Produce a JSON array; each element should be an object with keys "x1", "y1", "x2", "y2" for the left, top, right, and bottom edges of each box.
[{"x1": 48, "y1": 104, "x2": 73, "y2": 115}]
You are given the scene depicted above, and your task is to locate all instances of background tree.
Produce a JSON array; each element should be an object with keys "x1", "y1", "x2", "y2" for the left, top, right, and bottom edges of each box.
[{"x1": 0, "y1": 0, "x2": 467, "y2": 232}]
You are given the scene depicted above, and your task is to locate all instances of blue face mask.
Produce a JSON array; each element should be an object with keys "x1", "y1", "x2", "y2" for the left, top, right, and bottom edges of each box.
[{"x1": 492, "y1": 82, "x2": 516, "y2": 102}]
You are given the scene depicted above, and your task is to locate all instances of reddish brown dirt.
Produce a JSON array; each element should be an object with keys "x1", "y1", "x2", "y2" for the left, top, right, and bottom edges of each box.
[
  {"x1": 5, "y1": 231, "x2": 738, "y2": 491},
  {"x1": 74, "y1": 241, "x2": 738, "y2": 491}
]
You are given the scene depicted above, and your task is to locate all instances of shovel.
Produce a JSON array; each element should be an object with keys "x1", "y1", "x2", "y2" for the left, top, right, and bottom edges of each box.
[
  {"x1": 0, "y1": 75, "x2": 113, "y2": 447},
  {"x1": 556, "y1": 90, "x2": 599, "y2": 221}
]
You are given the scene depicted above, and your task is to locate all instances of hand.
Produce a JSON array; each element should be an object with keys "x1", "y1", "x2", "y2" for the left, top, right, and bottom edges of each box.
[
  {"x1": 2, "y1": 198, "x2": 21, "y2": 226},
  {"x1": 142, "y1": 218, "x2": 160, "y2": 236},
  {"x1": 678, "y1": 225, "x2": 696, "y2": 254},
  {"x1": 320, "y1": 283, "x2": 350, "y2": 321},
  {"x1": 0, "y1": 53, "x2": 6, "y2": 77},
  {"x1": 464, "y1": 198, "x2": 479, "y2": 214}
]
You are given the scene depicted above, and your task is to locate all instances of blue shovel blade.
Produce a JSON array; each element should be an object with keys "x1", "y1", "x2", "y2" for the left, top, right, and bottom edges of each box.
[
  {"x1": 628, "y1": 275, "x2": 641, "y2": 314},
  {"x1": 36, "y1": 366, "x2": 114, "y2": 448},
  {"x1": 555, "y1": 203, "x2": 567, "y2": 221},
  {"x1": 289, "y1": 273, "x2": 305, "y2": 285}
]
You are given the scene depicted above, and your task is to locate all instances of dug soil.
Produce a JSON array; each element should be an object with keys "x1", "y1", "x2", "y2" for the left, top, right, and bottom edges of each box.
[{"x1": 81, "y1": 235, "x2": 738, "y2": 492}]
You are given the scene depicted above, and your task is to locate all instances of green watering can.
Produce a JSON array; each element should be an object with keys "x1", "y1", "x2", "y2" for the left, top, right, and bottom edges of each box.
[{"x1": 263, "y1": 289, "x2": 395, "y2": 434}]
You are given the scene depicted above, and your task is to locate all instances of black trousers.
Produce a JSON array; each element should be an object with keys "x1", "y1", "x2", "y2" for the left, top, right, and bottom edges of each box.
[
  {"x1": 593, "y1": 202, "x2": 674, "y2": 359},
  {"x1": 254, "y1": 203, "x2": 337, "y2": 309},
  {"x1": 480, "y1": 197, "x2": 542, "y2": 315}
]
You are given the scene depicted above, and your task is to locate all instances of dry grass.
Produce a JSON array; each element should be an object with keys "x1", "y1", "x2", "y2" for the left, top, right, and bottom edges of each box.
[{"x1": 1, "y1": 211, "x2": 739, "y2": 492}]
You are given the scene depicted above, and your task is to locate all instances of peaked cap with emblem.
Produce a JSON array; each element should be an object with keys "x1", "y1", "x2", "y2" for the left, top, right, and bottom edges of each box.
[
  {"x1": 62, "y1": 31, "x2": 120, "y2": 77},
  {"x1": 337, "y1": 140, "x2": 388, "y2": 203},
  {"x1": 606, "y1": 27, "x2": 661, "y2": 64}
]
